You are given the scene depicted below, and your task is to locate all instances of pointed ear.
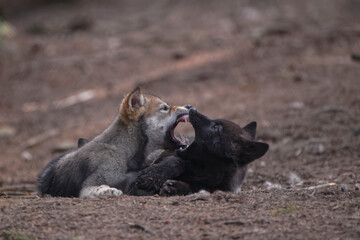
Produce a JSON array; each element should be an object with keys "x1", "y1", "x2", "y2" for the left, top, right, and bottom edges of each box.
[
  {"x1": 120, "y1": 87, "x2": 146, "y2": 123},
  {"x1": 237, "y1": 141, "x2": 269, "y2": 165},
  {"x1": 247, "y1": 141, "x2": 269, "y2": 160},
  {"x1": 128, "y1": 87, "x2": 145, "y2": 110},
  {"x1": 243, "y1": 121, "x2": 257, "y2": 140},
  {"x1": 78, "y1": 138, "x2": 89, "y2": 148}
]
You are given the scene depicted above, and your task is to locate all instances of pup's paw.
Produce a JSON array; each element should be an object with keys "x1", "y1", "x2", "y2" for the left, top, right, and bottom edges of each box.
[
  {"x1": 135, "y1": 156, "x2": 185, "y2": 193},
  {"x1": 191, "y1": 189, "x2": 210, "y2": 197},
  {"x1": 97, "y1": 185, "x2": 123, "y2": 196},
  {"x1": 80, "y1": 185, "x2": 123, "y2": 198},
  {"x1": 159, "y1": 180, "x2": 191, "y2": 196},
  {"x1": 135, "y1": 175, "x2": 164, "y2": 192}
]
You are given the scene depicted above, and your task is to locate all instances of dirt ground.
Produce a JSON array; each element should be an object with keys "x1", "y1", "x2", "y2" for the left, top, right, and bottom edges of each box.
[{"x1": 0, "y1": 0, "x2": 360, "y2": 239}]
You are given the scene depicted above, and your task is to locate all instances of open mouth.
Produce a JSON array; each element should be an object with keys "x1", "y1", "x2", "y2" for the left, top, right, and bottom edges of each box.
[{"x1": 170, "y1": 114, "x2": 192, "y2": 148}]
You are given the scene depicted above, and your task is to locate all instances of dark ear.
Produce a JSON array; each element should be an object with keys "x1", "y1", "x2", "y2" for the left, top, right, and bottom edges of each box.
[
  {"x1": 128, "y1": 87, "x2": 145, "y2": 110},
  {"x1": 238, "y1": 141, "x2": 269, "y2": 165},
  {"x1": 247, "y1": 141, "x2": 269, "y2": 160},
  {"x1": 78, "y1": 138, "x2": 89, "y2": 148},
  {"x1": 243, "y1": 121, "x2": 257, "y2": 140}
]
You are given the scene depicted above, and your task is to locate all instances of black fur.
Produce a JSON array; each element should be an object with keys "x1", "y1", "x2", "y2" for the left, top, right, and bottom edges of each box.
[
  {"x1": 37, "y1": 153, "x2": 65, "y2": 196},
  {"x1": 113, "y1": 155, "x2": 185, "y2": 195},
  {"x1": 38, "y1": 136, "x2": 94, "y2": 197},
  {"x1": 131, "y1": 108, "x2": 269, "y2": 196},
  {"x1": 37, "y1": 152, "x2": 91, "y2": 197}
]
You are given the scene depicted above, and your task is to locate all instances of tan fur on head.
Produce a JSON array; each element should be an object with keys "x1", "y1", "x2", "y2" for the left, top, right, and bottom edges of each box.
[
  {"x1": 120, "y1": 87, "x2": 147, "y2": 124},
  {"x1": 119, "y1": 87, "x2": 190, "y2": 163}
]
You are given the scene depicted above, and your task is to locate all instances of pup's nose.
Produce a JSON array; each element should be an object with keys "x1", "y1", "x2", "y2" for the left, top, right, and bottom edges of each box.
[
  {"x1": 185, "y1": 104, "x2": 192, "y2": 109},
  {"x1": 189, "y1": 107, "x2": 197, "y2": 113}
]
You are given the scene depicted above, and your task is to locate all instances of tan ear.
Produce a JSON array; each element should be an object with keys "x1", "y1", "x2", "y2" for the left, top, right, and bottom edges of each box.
[
  {"x1": 120, "y1": 87, "x2": 145, "y2": 123},
  {"x1": 128, "y1": 87, "x2": 145, "y2": 110}
]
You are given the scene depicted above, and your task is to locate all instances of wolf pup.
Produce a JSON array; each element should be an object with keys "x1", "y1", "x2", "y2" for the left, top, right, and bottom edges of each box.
[
  {"x1": 132, "y1": 108, "x2": 269, "y2": 196},
  {"x1": 37, "y1": 87, "x2": 191, "y2": 198}
]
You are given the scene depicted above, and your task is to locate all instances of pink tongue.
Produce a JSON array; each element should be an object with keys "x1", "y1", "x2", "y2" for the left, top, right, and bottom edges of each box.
[{"x1": 177, "y1": 115, "x2": 189, "y2": 122}]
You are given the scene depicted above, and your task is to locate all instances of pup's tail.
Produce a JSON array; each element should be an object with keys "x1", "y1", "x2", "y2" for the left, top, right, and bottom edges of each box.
[{"x1": 37, "y1": 154, "x2": 64, "y2": 197}]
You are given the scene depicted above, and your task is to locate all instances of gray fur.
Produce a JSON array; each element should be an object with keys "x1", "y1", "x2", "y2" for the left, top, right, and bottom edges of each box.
[
  {"x1": 38, "y1": 116, "x2": 145, "y2": 198},
  {"x1": 38, "y1": 91, "x2": 189, "y2": 198},
  {"x1": 230, "y1": 166, "x2": 247, "y2": 193}
]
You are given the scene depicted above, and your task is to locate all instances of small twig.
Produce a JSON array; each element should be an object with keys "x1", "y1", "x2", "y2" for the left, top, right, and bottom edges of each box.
[
  {"x1": 0, "y1": 184, "x2": 37, "y2": 193},
  {"x1": 20, "y1": 129, "x2": 59, "y2": 150},
  {"x1": 1, "y1": 194, "x2": 39, "y2": 199},
  {"x1": 128, "y1": 223, "x2": 154, "y2": 234},
  {"x1": 224, "y1": 221, "x2": 245, "y2": 225},
  {"x1": 304, "y1": 182, "x2": 337, "y2": 190},
  {"x1": 311, "y1": 106, "x2": 351, "y2": 118},
  {"x1": 1, "y1": 192, "x2": 31, "y2": 196},
  {"x1": 54, "y1": 90, "x2": 97, "y2": 108}
]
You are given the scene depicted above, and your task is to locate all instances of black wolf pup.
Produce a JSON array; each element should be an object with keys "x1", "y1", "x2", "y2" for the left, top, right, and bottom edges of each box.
[{"x1": 131, "y1": 108, "x2": 269, "y2": 196}]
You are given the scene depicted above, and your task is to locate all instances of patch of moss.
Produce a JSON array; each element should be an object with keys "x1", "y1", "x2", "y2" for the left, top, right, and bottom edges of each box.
[
  {"x1": 272, "y1": 204, "x2": 297, "y2": 215},
  {"x1": 3, "y1": 230, "x2": 35, "y2": 240}
]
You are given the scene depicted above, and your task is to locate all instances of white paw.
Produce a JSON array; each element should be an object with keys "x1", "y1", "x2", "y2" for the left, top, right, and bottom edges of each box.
[
  {"x1": 191, "y1": 189, "x2": 210, "y2": 197},
  {"x1": 96, "y1": 185, "x2": 123, "y2": 196},
  {"x1": 233, "y1": 187, "x2": 242, "y2": 194},
  {"x1": 80, "y1": 185, "x2": 123, "y2": 198}
]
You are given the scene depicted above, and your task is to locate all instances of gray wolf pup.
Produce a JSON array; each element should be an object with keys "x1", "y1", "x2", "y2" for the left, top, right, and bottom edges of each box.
[
  {"x1": 130, "y1": 108, "x2": 269, "y2": 196},
  {"x1": 37, "y1": 87, "x2": 191, "y2": 198}
]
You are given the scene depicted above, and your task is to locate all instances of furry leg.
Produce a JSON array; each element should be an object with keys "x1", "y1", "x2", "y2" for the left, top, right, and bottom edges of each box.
[{"x1": 135, "y1": 156, "x2": 186, "y2": 193}]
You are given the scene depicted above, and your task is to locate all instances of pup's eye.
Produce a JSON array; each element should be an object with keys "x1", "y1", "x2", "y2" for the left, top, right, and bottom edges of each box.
[{"x1": 160, "y1": 105, "x2": 169, "y2": 112}]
